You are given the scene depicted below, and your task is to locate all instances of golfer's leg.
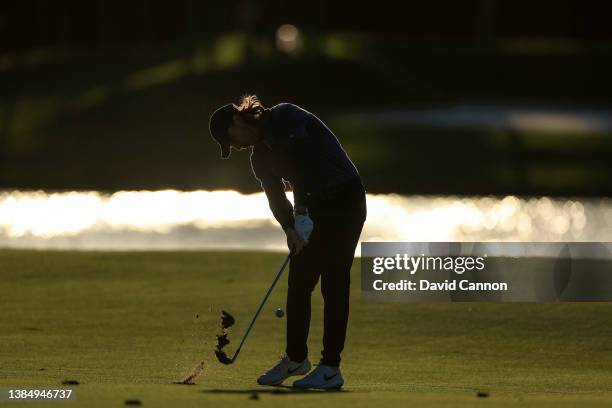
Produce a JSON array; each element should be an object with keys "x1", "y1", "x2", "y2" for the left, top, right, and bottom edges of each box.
[
  {"x1": 320, "y1": 210, "x2": 365, "y2": 366},
  {"x1": 286, "y1": 239, "x2": 322, "y2": 362}
]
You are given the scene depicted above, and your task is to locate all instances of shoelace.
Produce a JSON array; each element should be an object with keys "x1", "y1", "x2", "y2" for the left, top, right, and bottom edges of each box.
[{"x1": 267, "y1": 356, "x2": 291, "y2": 375}]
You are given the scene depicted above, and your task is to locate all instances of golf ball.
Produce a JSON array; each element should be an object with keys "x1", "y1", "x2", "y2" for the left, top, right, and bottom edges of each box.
[{"x1": 275, "y1": 308, "x2": 285, "y2": 318}]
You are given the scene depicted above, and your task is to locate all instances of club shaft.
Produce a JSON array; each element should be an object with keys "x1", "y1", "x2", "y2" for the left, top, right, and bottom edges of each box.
[{"x1": 232, "y1": 254, "x2": 290, "y2": 361}]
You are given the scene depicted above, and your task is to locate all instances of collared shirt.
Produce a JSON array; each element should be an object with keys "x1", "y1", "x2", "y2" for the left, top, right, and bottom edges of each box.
[{"x1": 250, "y1": 103, "x2": 361, "y2": 230}]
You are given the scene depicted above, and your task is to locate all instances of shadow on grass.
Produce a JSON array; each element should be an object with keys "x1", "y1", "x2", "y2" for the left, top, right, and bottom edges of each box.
[{"x1": 201, "y1": 385, "x2": 350, "y2": 395}]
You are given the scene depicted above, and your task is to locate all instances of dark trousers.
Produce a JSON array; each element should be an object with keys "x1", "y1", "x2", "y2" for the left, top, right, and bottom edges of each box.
[{"x1": 285, "y1": 182, "x2": 366, "y2": 367}]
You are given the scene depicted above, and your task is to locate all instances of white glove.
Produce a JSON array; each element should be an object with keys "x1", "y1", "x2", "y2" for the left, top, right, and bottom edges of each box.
[{"x1": 294, "y1": 206, "x2": 314, "y2": 242}]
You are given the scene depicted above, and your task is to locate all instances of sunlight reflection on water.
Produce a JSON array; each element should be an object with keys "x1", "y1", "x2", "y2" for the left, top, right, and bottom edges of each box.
[{"x1": 1, "y1": 190, "x2": 611, "y2": 255}]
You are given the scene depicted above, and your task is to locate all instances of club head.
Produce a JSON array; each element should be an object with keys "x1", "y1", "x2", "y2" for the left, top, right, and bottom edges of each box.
[{"x1": 214, "y1": 349, "x2": 234, "y2": 365}]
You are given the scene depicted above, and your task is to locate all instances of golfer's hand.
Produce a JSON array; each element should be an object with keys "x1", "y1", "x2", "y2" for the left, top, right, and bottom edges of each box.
[{"x1": 285, "y1": 227, "x2": 306, "y2": 255}]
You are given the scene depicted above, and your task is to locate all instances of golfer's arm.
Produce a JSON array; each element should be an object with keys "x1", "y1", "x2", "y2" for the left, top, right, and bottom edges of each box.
[{"x1": 260, "y1": 179, "x2": 295, "y2": 231}]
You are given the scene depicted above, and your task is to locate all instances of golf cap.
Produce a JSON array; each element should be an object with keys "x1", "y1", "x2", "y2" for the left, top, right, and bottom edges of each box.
[{"x1": 209, "y1": 103, "x2": 238, "y2": 159}]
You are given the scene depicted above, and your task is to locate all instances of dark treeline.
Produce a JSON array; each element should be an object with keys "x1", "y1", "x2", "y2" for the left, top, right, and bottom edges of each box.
[
  {"x1": 2, "y1": 0, "x2": 612, "y2": 194},
  {"x1": 2, "y1": 0, "x2": 611, "y2": 53}
]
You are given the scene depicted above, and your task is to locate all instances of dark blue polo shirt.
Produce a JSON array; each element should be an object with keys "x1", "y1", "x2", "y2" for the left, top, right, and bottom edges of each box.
[{"x1": 250, "y1": 103, "x2": 361, "y2": 230}]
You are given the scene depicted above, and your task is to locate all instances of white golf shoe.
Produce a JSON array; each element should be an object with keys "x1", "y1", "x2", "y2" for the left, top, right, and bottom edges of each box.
[
  {"x1": 257, "y1": 355, "x2": 311, "y2": 386},
  {"x1": 292, "y1": 364, "x2": 344, "y2": 390}
]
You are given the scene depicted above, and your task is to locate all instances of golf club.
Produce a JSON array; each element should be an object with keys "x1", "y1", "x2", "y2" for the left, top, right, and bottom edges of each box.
[{"x1": 215, "y1": 254, "x2": 291, "y2": 365}]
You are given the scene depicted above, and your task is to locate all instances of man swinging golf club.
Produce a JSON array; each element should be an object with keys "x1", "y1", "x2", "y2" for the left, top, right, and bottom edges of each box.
[{"x1": 209, "y1": 95, "x2": 367, "y2": 390}]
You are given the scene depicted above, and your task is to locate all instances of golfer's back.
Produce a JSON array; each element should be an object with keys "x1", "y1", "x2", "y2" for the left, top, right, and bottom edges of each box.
[{"x1": 253, "y1": 103, "x2": 361, "y2": 203}]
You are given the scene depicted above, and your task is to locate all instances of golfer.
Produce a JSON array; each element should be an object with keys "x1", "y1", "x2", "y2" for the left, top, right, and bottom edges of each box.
[{"x1": 209, "y1": 95, "x2": 366, "y2": 389}]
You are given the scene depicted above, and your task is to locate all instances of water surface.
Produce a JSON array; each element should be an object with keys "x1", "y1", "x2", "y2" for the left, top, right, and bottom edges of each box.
[{"x1": 1, "y1": 190, "x2": 610, "y2": 255}]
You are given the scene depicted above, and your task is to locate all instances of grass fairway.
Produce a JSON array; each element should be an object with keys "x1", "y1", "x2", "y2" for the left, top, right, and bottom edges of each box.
[{"x1": 1, "y1": 249, "x2": 611, "y2": 407}]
